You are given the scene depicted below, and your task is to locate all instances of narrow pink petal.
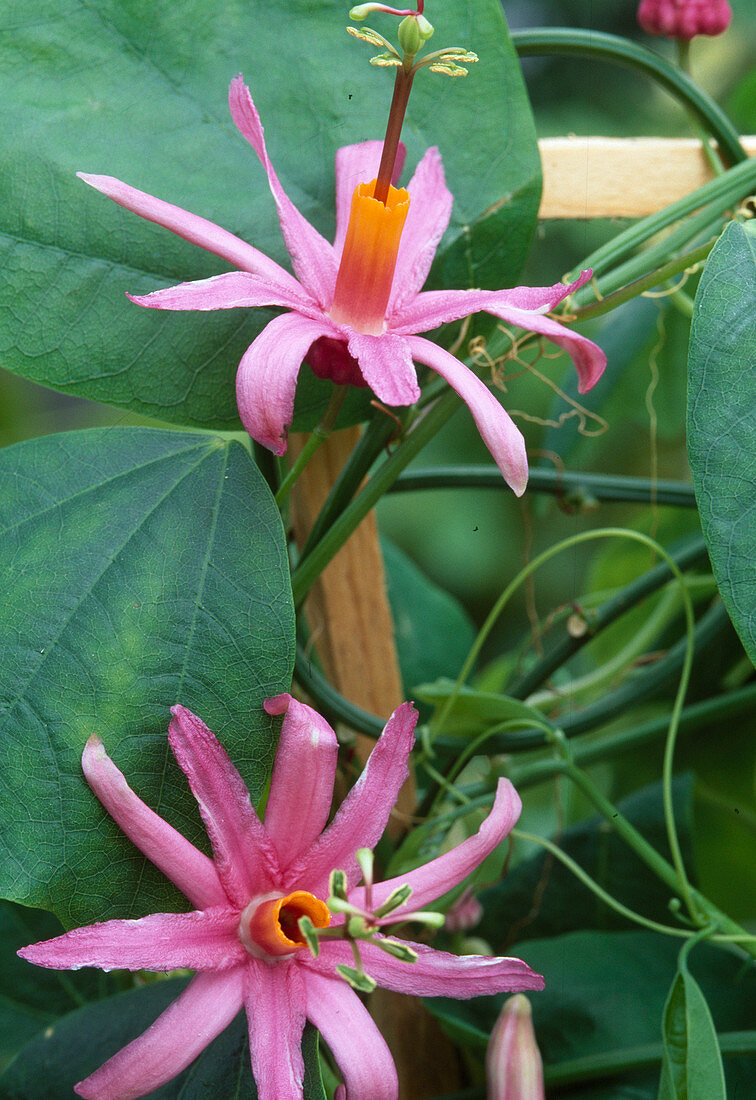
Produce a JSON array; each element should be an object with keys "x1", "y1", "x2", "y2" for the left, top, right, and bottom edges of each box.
[
  {"x1": 333, "y1": 141, "x2": 407, "y2": 256},
  {"x1": 406, "y1": 336, "x2": 528, "y2": 496},
  {"x1": 168, "y1": 706, "x2": 279, "y2": 906},
  {"x1": 346, "y1": 331, "x2": 421, "y2": 406},
  {"x1": 75, "y1": 969, "x2": 244, "y2": 1100},
  {"x1": 228, "y1": 76, "x2": 337, "y2": 306},
  {"x1": 19, "y1": 909, "x2": 245, "y2": 973},
  {"x1": 77, "y1": 173, "x2": 295, "y2": 286},
  {"x1": 81, "y1": 736, "x2": 226, "y2": 910},
  {"x1": 262, "y1": 695, "x2": 338, "y2": 871},
  {"x1": 235, "y1": 311, "x2": 338, "y2": 456},
  {"x1": 309, "y1": 939, "x2": 544, "y2": 998},
  {"x1": 393, "y1": 273, "x2": 606, "y2": 394},
  {"x1": 388, "y1": 147, "x2": 453, "y2": 316},
  {"x1": 353, "y1": 779, "x2": 522, "y2": 914},
  {"x1": 494, "y1": 306, "x2": 607, "y2": 393},
  {"x1": 244, "y1": 960, "x2": 306, "y2": 1100},
  {"x1": 127, "y1": 270, "x2": 320, "y2": 316},
  {"x1": 285, "y1": 703, "x2": 418, "y2": 897},
  {"x1": 302, "y1": 970, "x2": 398, "y2": 1100}
]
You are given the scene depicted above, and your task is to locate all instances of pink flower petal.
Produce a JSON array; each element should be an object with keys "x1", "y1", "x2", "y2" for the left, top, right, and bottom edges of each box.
[
  {"x1": 393, "y1": 273, "x2": 607, "y2": 395},
  {"x1": 388, "y1": 147, "x2": 453, "y2": 316},
  {"x1": 286, "y1": 703, "x2": 418, "y2": 897},
  {"x1": 19, "y1": 909, "x2": 245, "y2": 973},
  {"x1": 333, "y1": 141, "x2": 407, "y2": 257},
  {"x1": 353, "y1": 778, "x2": 522, "y2": 913},
  {"x1": 168, "y1": 706, "x2": 279, "y2": 906},
  {"x1": 127, "y1": 270, "x2": 320, "y2": 316},
  {"x1": 235, "y1": 311, "x2": 338, "y2": 456},
  {"x1": 406, "y1": 336, "x2": 529, "y2": 496},
  {"x1": 303, "y1": 970, "x2": 399, "y2": 1100},
  {"x1": 244, "y1": 960, "x2": 307, "y2": 1100},
  {"x1": 77, "y1": 173, "x2": 294, "y2": 286},
  {"x1": 81, "y1": 736, "x2": 226, "y2": 910},
  {"x1": 346, "y1": 331, "x2": 421, "y2": 406},
  {"x1": 263, "y1": 695, "x2": 339, "y2": 872},
  {"x1": 75, "y1": 969, "x2": 244, "y2": 1100},
  {"x1": 228, "y1": 76, "x2": 337, "y2": 307},
  {"x1": 310, "y1": 939, "x2": 544, "y2": 998}
]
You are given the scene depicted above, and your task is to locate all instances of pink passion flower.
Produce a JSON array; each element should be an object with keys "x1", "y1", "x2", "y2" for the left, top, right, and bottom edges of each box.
[
  {"x1": 19, "y1": 696, "x2": 543, "y2": 1100},
  {"x1": 78, "y1": 75, "x2": 606, "y2": 496}
]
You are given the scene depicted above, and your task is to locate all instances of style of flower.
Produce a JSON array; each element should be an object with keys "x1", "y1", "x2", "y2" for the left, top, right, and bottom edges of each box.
[
  {"x1": 19, "y1": 696, "x2": 543, "y2": 1100},
  {"x1": 78, "y1": 75, "x2": 606, "y2": 495},
  {"x1": 637, "y1": 0, "x2": 732, "y2": 39}
]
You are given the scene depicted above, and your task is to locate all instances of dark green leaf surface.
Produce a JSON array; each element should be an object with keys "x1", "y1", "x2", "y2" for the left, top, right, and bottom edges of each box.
[
  {"x1": 0, "y1": 427, "x2": 294, "y2": 926},
  {"x1": 425, "y1": 931, "x2": 756, "y2": 1097},
  {"x1": 0, "y1": 0, "x2": 540, "y2": 429},
  {"x1": 0, "y1": 902, "x2": 117, "y2": 1072},
  {"x1": 477, "y1": 778, "x2": 695, "y2": 945},
  {"x1": 687, "y1": 220, "x2": 756, "y2": 664},
  {"x1": 381, "y1": 537, "x2": 476, "y2": 706},
  {"x1": 0, "y1": 978, "x2": 326, "y2": 1099}
]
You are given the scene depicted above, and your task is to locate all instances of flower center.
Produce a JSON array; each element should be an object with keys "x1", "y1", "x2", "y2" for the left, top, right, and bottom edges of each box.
[
  {"x1": 329, "y1": 179, "x2": 410, "y2": 336},
  {"x1": 239, "y1": 890, "x2": 331, "y2": 959}
]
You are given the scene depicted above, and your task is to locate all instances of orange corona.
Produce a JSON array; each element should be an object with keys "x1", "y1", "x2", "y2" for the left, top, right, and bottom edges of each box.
[
  {"x1": 330, "y1": 180, "x2": 410, "y2": 335},
  {"x1": 240, "y1": 890, "x2": 331, "y2": 958}
]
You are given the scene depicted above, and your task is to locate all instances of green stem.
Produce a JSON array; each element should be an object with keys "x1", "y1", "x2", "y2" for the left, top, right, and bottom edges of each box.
[
  {"x1": 274, "y1": 386, "x2": 348, "y2": 506},
  {"x1": 676, "y1": 38, "x2": 725, "y2": 176},
  {"x1": 512, "y1": 29, "x2": 747, "y2": 164},
  {"x1": 390, "y1": 466, "x2": 698, "y2": 507},
  {"x1": 291, "y1": 387, "x2": 460, "y2": 605},
  {"x1": 573, "y1": 239, "x2": 716, "y2": 322}
]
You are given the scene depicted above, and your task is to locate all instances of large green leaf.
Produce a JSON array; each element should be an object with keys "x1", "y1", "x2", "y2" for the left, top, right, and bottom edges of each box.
[
  {"x1": 0, "y1": 427, "x2": 294, "y2": 926},
  {"x1": 0, "y1": 0, "x2": 540, "y2": 429},
  {"x1": 0, "y1": 978, "x2": 326, "y2": 1099},
  {"x1": 687, "y1": 220, "x2": 756, "y2": 664}
]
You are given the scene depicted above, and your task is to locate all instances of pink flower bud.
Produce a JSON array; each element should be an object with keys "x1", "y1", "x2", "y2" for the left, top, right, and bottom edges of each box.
[
  {"x1": 637, "y1": 0, "x2": 732, "y2": 40},
  {"x1": 486, "y1": 994, "x2": 545, "y2": 1100},
  {"x1": 444, "y1": 887, "x2": 483, "y2": 932}
]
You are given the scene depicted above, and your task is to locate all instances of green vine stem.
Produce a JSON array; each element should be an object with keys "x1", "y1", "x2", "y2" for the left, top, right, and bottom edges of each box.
[
  {"x1": 512, "y1": 29, "x2": 747, "y2": 164},
  {"x1": 274, "y1": 385, "x2": 348, "y2": 506},
  {"x1": 570, "y1": 155, "x2": 756, "y2": 285},
  {"x1": 390, "y1": 466, "x2": 698, "y2": 507}
]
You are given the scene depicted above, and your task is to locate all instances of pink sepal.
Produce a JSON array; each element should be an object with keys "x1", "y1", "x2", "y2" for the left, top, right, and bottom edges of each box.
[
  {"x1": 235, "y1": 311, "x2": 337, "y2": 455},
  {"x1": 19, "y1": 909, "x2": 245, "y2": 973},
  {"x1": 127, "y1": 270, "x2": 320, "y2": 317},
  {"x1": 168, "y1": 706, "x2": 279, "y2": 906},
  {"x1": 77, "y1": 172, "x2": 290, "y2": 285},
  {"x1": 309, "y1": 938, "x2": 545, "y2": 998},
  {"x1": 81, "y1": 736, "x2": 226, "y2": 910},
  {"x1": 389, "y1": 146, "x2": 453, "y2": 316},
  {"x1": 347, "y1": 331, "x2": 421, "y2": 406},
  {"x1": 244, "y1": 961, "x2": 307, "y2": 1100},
  {"x1": 228, "y1": 76, "x2": 337, "y2": 307},
  {"x1": 303, "y1": 970, "x2": 399, "y2": 1100},
  {"x1": 75, "y1": 970, "x2": 244, "y2": 1100},
  {"x1": 286, "y1": 703, "x2": 418, "y2": 897},
  {"x1": 406, "y1": 337, "x2": 529, "y2": 496},
  {"x1": 263, "y1": 694, "x2": 338, "y2": 871},
  {"x1": 353, "y1": 778, "x2": 521, "y2": 913}
]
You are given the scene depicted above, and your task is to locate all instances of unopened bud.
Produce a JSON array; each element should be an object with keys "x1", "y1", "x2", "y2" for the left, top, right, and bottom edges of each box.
[
  {"x1": 486, "y1": 995, "x2": 545, "y2": 1100},
  {"x1": 444, "y1": 887, "x2": 483, "y2": 932},
  {"x1": 637, "y1": 0, "x2": 732, "y2": 40}
]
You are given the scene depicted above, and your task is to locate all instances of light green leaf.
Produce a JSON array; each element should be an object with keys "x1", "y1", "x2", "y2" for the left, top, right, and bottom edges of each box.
[
  {"x1": 0, "y1": 0, "x2": 539, "y2": 430},
  {"x1": 658, "y1": 940, "x2": 726, "y2": 1100},
  {"x1": 414, "y1": 678, "x2": 551, "y2": 736},
  {"x1": 687, "y1": 220, "x2": 756, "y2": 664},
  {"x1": 0, "y1": 428, "x2": 294, "y2": 926}
]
